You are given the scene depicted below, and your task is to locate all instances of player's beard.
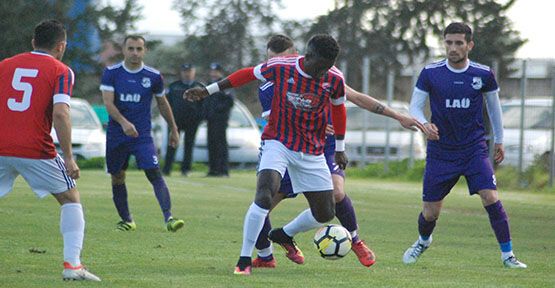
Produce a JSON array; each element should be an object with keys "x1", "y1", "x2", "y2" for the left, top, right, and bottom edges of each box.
[{"x1": 448, "y1": 52, "x2": 466, "y2": 64}]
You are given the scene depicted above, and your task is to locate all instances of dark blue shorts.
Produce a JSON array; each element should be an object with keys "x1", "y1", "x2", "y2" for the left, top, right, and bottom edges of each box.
[
  {"x1": 106, "y1": 138, "x2": 159, "y2": 174},
  {"x1": 423, "y1": 148, "x2": 496, "y2": 202},
  {"x1": 279, "y1": 150, "x2": 344, "y2": 198}
]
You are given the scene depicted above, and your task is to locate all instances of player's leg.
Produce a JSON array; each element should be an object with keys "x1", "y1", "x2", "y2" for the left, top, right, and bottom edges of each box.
[
  {"x1": 269, "y1": 153, "x2": 334, "y2": 264},
  {"x1": 14, "y1": 156, "x2": 100, "y2": 281},
  {"x1": 106, "y1": 144, "x2": 134, "y2": 230},
  {"x1": 331, "y1": 174, "x2": 376, "y2": 267},
  {"x1": 235, "y1": 140, "x2": 286, "y2": 275},
  {"x1": 182, "y1": 119, "x2": 200, "y2": 175},
  {"x1": 253, "y1": 191, "x2": 287, "y2": 268},
  {"x1": 403, "y1": 156, "x2": 459, "y2": 264},
  {"x1": 467, "y1": 153, "x2": 526, "y2": 268}
]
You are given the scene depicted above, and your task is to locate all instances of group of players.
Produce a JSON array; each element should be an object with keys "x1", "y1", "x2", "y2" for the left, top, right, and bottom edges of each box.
[{"x1": 0, "y1": 19, "x2": 526, "y2": 282}]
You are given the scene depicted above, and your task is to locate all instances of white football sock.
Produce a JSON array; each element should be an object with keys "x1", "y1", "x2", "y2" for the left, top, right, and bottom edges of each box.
[
  {"x1": 60, "y1": 203, "x2": 84, "y2": 267},
  {"x1": 283, "y1": 209, "x2": 324, "y2": 237},
  {"x1": 240, "y1": 203, "x2": 269, "y2": 258},
  {"x1": 501, "y1": 251, "x2": 514, "y2": 260},
  {"x1": 418, "y1": 235, "x2": 432, "y2": 246},
  {"x1": 257, "y1": 245, "x2": 273, "y2": 258}
]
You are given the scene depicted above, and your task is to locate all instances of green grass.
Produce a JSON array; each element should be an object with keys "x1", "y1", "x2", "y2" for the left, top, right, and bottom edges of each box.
[{"x1": 1, "y1": 170, "x2": 554, "y2": 287}]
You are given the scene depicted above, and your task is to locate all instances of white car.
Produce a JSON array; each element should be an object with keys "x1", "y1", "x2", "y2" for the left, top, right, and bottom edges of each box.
[
  {"x1": 501, "y1": 97, "x2": 553, "y2": 168},
  {"x1": 345, "y1": 100, "x2": 426, "y2": 165},
  {"x1": 51, "y1": 98, "x2": 106, "y2": 160},
  {"x1": 157, "y1": 99, "x2": 261, "y2": 165}
]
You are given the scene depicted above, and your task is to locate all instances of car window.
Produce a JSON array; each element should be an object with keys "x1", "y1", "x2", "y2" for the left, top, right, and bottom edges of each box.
[
  {"x1": 228, "y1": 106, "x2": 252, "y2": 128},
  {"x1": 71, "y1": 103, "x2": 100, "y2": 129},
  {"x1": 502, "y1": 105, "x2": 553, "y2": 129},
  {"x1": 347, "y1": 106, "x2": 404, "y2": 131}
]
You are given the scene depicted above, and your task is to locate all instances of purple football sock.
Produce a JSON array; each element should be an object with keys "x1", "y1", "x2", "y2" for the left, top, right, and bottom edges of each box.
[
  {"x1": 418, "y1": 212, "x2": 436, "y2": 240},
  {"x1": 112, "y1": 184, "x2": 132, "y2": 222},
  {"x1": 335, "y1": 196, "x2": 359, "y2": 242},
  {"x1": 255, "y1": 216, "x2": 272, "y2": 250},
  {"x1": 485, "y1": 200, "x2": 511, "y2": 246},
  {"x1": 150, "y1": 177, "x2": 173, "y2": 222}
]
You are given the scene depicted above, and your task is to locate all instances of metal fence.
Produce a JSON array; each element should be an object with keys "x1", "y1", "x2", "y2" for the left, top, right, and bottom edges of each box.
[{"x1": 344, "y1": 57, "x2": 555, "y2": 187}]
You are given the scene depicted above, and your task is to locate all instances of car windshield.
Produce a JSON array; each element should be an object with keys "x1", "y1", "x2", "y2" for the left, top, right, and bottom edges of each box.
[
  {"x1": 228, "y1": 106, "x2": 252, "y2": 128},
  {"x1": 347, "y1": 106, "x2": 404, "y2": 131},
  {"x1": 71, "y1": 103, "x2": 99, "y2": 129},
  {"x1": 502, "y1": 105, "x2": 553, "y2": 129}
]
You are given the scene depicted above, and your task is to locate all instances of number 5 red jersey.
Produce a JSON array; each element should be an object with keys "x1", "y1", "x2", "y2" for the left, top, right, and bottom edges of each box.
[{"x1": 0, "y1": 51, "x2": 74, "y2": 159}]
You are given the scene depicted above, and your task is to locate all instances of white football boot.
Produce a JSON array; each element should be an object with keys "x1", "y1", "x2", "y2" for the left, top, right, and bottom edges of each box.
[
  {"x1": 403, "y1": 236, "x2": 431, "y2": 264},
  {"x1": 503, "y1": 256, "x2": 527, "y2": 269},
  {"x1": 62, "y1": 262, "x2": 101, "y2": 281}
]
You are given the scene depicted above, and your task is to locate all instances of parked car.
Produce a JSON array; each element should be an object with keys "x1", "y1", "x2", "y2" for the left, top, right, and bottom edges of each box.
[
  {"x1": 501, "y1": 97, "x2": 553, "y2": 168},
  {"x1": 345, "y1": 100, "x2": 426, "y2": 165},
  {"x1": 51, "y1": 98, "x2": 106, "y2": 160},
  {"x1": 156, "y1": 99, "x2": 261, "y2": 166}
]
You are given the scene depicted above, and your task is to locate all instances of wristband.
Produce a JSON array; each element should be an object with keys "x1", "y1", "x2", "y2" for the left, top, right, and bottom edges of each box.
[
  {"x1": 206, "y1": 83, "x2": 220, "y2": 95},
  {"x1": 335, "y1": 139, "x2": 345, "y2": 152}
]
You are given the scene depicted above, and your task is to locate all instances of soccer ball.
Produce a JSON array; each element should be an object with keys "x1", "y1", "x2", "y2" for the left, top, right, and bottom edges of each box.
[{"x1": 313, "y1": 224, "x2": 352, "y2": 260}]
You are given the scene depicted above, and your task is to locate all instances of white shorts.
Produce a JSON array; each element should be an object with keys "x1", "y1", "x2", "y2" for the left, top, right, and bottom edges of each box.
[
  {"x1": 258, "y1": 140, "x2": 333, "y2": 193},
  {"x1": 0, "y1": 155, "x2": 76, "y2": 198}
]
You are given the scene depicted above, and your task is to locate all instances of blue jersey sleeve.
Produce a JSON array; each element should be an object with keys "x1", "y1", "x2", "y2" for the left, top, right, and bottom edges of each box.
[
  {"x1": 258, "y1": 82, "x2": 274, "y2": 117},
  {"x1": 482, "y1": 70, "x2": 499, "y2": 93},
  {"x1": 153, "y1": 74, "x2": 165, "y2": 96},
  {"x1": 99, "y1": 68, "x2": 114, "y2": 92},
  {"x1": 415, "y1": 68, "x2": 431, "y2": 93},
  {"x1": 254, "y1": 62, "x2": 275, "y2": 83}
]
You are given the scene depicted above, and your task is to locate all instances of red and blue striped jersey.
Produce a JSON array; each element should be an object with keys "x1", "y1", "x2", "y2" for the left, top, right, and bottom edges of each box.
[{"x1": 254, "y1": 56, "x2": 346, "y2": 155}]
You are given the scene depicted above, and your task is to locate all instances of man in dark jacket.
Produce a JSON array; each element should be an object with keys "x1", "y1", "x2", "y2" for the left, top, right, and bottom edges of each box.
[
  {"x1": 204, "y1": 63, "x2": 234, "y2": 177},
  {"x1": 163, "y1": 63, "x2": 204, "y2": 176}
]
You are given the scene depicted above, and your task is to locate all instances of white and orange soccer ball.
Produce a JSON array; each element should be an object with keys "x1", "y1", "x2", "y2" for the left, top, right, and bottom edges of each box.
[{"x1": 313, "y1": 224, "x2": 352, "y2": 260}]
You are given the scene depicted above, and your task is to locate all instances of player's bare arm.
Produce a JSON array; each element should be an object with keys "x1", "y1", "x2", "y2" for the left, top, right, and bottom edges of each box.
[
  {"x1": 155, "y1": 95, "x2": 179, "y2": 148},
  {"x1": 184, "y1": 78, "x2": 234, "y2": 102},
  {"x1": 101, "y1": 90, "x2": 138, "y2": 137},
  {"x1": 52, "y1": 103, "x2": 80, "y2": 180},
  {"x1": 345, "y1": 85, "x2": 425, "y2": 132}
]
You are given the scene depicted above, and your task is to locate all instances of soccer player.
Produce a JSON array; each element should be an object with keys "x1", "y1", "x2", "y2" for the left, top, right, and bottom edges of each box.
[
  {"x1": 0, "y1": 19, "x2": 100, "y2": 281},
  {"x1": 406, "y1": 22, "x2": 526, "y2": 268},
  {"x1": 186, "y1": 34, "x2": 347, "y2": 275},
  {"x1": 253, "y1": 34, "x2": 425, "y2": 269},
  {"x1": 100, "y1": 35, "x2": 184, "y2": 232}
]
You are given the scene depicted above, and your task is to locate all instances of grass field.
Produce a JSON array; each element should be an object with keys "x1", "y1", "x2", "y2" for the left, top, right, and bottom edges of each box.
[{"x1": 1, "y1": 169, "x2": 554, "y2": 287}]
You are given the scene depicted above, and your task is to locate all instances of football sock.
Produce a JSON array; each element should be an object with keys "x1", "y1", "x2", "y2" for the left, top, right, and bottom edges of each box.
[
  {"x1": 257, "y1": 246, "x2": 273, "y2": 258},
  {"x1": 484, "y1": 200, "x2": 512, "y2": 252},
  {"x1": 418, "y1": 212, "x2": 436, "y2": 242},
  {"x1": 149, "y1": 177, "x2": 173, "y2": 222},
  {"x1": 283, "y1": 209, "x2": 323, "y2": 237},
  {"x1": 255, "y1": 216, "x2": 272, "y2": 250},
  {"x1": 241, "y1": 203, "x2": 269, "y2": 257},
  {"x1": 335, "y1": 196, "x2": 359, "y2": 242},
  {"x1": 112, "y1": 184, "x2": 132, "y2": 222},
  {"x1": 60, "y1": 203, "x2": 84, "y2": 267},
  {"x1": 350, "y1": 230, "x2": 360, "y2": 243}
]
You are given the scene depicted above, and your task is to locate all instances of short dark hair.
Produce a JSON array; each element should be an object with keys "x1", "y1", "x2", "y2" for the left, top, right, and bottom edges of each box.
[
  {"x1": 123, "y1": 35, "x2": 146, "y2": 46},
  {"x1": 266, "y1": 34, "x2": 294, "y2": 54},
  {"x1": 306, "y1": 34, "x2": 340, "y2": 61},
  {"x1": 33, "y1": 19, "x2": 66, "y2": 50},
  {"x1": 444, "y1": 22, "x2": 473, "y2": 42}
]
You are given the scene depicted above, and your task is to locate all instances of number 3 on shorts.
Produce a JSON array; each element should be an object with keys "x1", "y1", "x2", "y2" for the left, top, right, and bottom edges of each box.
[{"x1": 8, "y1": 68, "x2": 39, "y2": 112}]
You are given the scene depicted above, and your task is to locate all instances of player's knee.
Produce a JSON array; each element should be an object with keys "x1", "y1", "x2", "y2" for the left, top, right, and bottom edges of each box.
[
  {"x1": 254, "y1": 191, "x2": 273, "y2": 210},
  {"x1": 422, "y1": 210, "x2": 439, "y2": 222},
  {"x1": 479, "y1": 189, "x2": 498, "y2": 206},
  {"x1": 144, "y1": 168, "x2": 162, "y2": 182},
  {"x1": 111, "y1": 171, "x2": 126, "y2": 185}
]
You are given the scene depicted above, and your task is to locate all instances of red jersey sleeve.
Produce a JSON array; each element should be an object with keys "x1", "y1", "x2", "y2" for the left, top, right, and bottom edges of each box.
[{"x1": 53, "y1": 66, "x2": 74, "y2": 105}]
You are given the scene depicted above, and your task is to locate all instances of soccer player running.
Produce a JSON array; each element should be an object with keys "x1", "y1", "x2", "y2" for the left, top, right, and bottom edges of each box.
[
  {"x1": 405, "y1": 22, "x2": 526, "y2": 268},
  {"x1": 186, "y1": 34, "x2": 347, "y2": 275},
  {"x1": 0, "y1": 20, "x2": 100, "y2": 281},
  {"x1": 253, "y1": 35, "x2": 425, "y2": 269},
  {"x1": 100, "y1": 35, "x2": 184, "y2": 232}
]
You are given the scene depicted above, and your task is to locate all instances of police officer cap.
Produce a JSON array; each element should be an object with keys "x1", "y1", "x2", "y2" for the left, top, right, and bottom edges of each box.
[
  {"x1": 181, "y1": 63, "x2": 194, "y2": 70},
  {"x1": 209, "y1": 62, "x2": 222, "y2": 71}
]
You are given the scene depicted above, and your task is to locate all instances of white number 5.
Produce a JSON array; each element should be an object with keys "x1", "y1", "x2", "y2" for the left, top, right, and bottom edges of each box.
[{"x1": 8, "y1": 68, "x2": 39, "y2": 112}]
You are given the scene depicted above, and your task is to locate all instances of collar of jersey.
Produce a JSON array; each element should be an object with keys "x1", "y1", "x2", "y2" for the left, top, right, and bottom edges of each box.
[
  {"x1": 122, "y1": 61, "x2": 144, "y2": 74},
  {"x1": 446, "y1": 59, "x2": 469, "y2": 73},
  {"x1": 295, "y1": 56, "x2": 312, "y2": 79},
  {"x1": 31, "y1": 50, "x2": 53, "y2": 58}
]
